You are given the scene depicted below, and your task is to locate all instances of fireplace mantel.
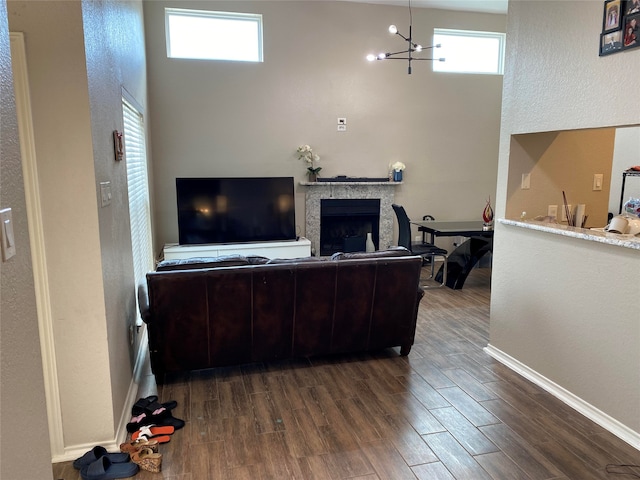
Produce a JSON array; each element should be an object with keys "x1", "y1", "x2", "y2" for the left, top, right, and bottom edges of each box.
[
  {"x1": 302, "y1": 181, "x2": 401, "y2": 256},
  {"x1": 300, "y1": 181, "x2": 401, "y2": 186}
]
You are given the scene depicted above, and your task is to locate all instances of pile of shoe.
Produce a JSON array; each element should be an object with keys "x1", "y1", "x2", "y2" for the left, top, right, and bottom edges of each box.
[{"x1": 72, "y1": 395, "x2": 183, "y2": 478}]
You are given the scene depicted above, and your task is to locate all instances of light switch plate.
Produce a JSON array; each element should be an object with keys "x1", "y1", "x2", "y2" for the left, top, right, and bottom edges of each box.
[
  {"x1": 100, "y1": 181, "x2": 112, "y2": 207},
  {"x1": 593, "y1": 173, "x2": 603, "y2": 191},
  {"x1": 521, "y1": 173, "x2": 531, "y2": 190},
  {"x1": 1, "y1": 207, "x2": 16, "y2": 261}
]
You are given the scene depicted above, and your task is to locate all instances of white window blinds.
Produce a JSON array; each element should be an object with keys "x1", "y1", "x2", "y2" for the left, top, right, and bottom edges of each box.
[{"x1": 123, "y1": 98, "x2": 154, "y2": 322}]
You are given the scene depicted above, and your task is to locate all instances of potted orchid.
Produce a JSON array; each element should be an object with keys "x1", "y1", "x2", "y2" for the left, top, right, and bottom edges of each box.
[
  {"x1": 297, "y1": 144, "x2": 321, "y2": 181},
  {"x1": 390, "y1": 161, "x2": 406, "y2": 182}
]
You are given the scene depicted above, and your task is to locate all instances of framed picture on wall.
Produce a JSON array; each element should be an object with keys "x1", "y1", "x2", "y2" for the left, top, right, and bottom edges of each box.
[
  {"x1": 625, "y1": 0, "x2": 640, "y2": 15},
  {"x1": 603, "y1": 0, "x2": 623, "y2": 32},
  {"x1": 622, "y1": 13, "x2": 640, "y2": 49},
  {"x1": 600, "y1": 29, "x2": 623, "y2": 55}
]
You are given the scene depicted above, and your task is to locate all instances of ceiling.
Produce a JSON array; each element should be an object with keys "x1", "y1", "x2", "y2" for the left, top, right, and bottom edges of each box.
[{"x1": 336, "y1": 0, "x2": 508, "y2": 15}]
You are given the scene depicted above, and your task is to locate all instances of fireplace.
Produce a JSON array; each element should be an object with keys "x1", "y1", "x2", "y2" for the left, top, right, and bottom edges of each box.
[
  {"x1": 320, "y1": 199, "x2": 380, "y2": 256},
  {"x1": 303, "y1": 180, "x2": 399, "y2": 257}
]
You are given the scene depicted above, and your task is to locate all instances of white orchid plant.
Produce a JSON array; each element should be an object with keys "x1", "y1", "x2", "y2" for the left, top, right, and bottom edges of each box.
[
  {"x1": 391, "y1": 161, "x2": 406, "y2": 172},
  {"x1": 297, "y1": 144, "x2": 321, "y2": 176}
]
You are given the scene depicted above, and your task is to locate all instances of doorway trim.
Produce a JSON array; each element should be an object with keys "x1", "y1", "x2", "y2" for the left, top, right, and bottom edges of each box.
[{"x1": 10, "y1": 32, "x2": 64, "y2": 459}]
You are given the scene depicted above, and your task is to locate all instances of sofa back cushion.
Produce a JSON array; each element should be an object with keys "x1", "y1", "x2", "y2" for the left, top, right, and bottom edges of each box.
[
  {"x1": 156, "y1": 255, "x2": 251, "y2": 271},
  {"x1": 330, "y1": 246, "x2": 411, "y2": 260}
]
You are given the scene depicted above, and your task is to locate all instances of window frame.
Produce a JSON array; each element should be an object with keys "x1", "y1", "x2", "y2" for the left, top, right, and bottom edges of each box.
[
  {"x1": 165, "y1": 7, "x2": 264, "y2": 62},
  {"x1": 433, "y1": 28, "x2": 506, "y2": 75}
]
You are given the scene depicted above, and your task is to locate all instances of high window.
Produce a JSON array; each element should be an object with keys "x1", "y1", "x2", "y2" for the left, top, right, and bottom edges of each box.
[
  {"x1": 165, "y1": 8, "x2": 263, "y2": 62},
  {"x1": 123, "y1": 97, "x2": 154, "y2": 322},
  {"x1": 433, "y1": 29, "x2": 505, "y2": 75}
]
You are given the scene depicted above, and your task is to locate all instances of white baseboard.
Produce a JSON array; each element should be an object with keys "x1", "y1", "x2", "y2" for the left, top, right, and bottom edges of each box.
[
  {"x1": 51, "y1": 332, "x2": 149, "y2": 463},
  {"x1": 484, "y1": 344, "x2": 640, "y2": 452}
]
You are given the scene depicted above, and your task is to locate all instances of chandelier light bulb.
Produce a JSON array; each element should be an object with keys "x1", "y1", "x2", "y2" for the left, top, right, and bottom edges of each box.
[
  {"x1": 415, "y1": 44, "x2": 423, "y2": 52},
  {"x1": 366, "y1": 54, "x2": 376, "y2": 62},
  {"x1": 388, "y1": 25, "x2": 398, "y2": 34},
  {"x1": 378, "y1": 53, "x2": 387, "y2": 60}
]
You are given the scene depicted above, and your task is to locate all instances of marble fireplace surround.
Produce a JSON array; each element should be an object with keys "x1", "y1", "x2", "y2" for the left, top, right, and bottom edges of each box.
[{"x1": 302, "y1": 181, "x2": 400, "y2": 256}]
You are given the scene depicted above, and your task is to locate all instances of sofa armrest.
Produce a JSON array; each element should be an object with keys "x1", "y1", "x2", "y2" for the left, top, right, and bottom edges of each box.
[{"x1": 137, "y1": 281, "x2": 151, "y2": 324}]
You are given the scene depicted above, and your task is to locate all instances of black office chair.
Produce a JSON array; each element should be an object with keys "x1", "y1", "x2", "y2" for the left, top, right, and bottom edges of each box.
[{"x1": 392, "y1": 204, "x2": 448, "y2": 288}]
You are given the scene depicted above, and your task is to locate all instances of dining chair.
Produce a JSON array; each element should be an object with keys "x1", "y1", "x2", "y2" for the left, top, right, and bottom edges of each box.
[{"x1": 391, "y1": 204, "x2": 448, "y2": 288}]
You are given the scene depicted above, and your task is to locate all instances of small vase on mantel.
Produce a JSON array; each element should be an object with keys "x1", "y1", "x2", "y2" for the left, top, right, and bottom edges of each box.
[
  {"x1": 365, "y1": 232, "x2": 376, "y2": 252},
  {"x1": 308, "y1": 172, "x2": 317, "y2": 182},
  {"x1": 393, "y1": 170, "x2": 403, "y2": 182}
]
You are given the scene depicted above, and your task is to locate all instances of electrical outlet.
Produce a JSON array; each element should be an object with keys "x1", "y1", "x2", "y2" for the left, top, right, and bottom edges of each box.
[{"x1": 547, "y1": 205, "x2": 558, "y2": 218}]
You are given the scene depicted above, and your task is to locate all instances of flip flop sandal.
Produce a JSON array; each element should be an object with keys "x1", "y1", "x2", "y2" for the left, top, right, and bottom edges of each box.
[
  {"x1": 127, "y1": 402, "x2": 177, "y2": 433},
  {"x1": 132, "y1": 433, "x2": 172, "y2": 445},
  {"x1": 152, "y1": 412, "x2": 186, "y2": 430},
  {"x1": 119, "y1": 437, "x2": 159, "y2": 454},
  {"x1": 126, "y1": 412, "x2": 151, "y2": 433},
  {"x1": 73, "y1": 446, "x2": 129, "y2": 470},
  {"x1": 141, "y1": 399, "x2": 185, "y2": 430},
  {"x1": 131, "y1": 425, "x2": 174, "y2": 442},
  {"x1": 131, "y1": 395, "x2": 178, "y2": 416},
  {"x1": 80, "y1": 456, "x2": 139, "y2": 480}
]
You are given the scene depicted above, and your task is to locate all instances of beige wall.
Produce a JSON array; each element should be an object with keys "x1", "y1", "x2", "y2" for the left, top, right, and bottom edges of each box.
[
  {"x1": 7, "y1": 0, "x2": 149, "y2": 460},
  {"x1": 143, "y1": 0, "x2": 505, "y2": 254},
  {"x1": 0, "y1": 1, "x2": 53, "y2": 478},
  {"x1": 492, "y1": 0, "x2": 640, "y2": 444},
  {"x1": 610, "y1": 126, "x2": 640, "y2": 214},
  {"x1": 8, "y1": 0, "x2": 114, "y2": 449},
  {"x1": 506, "y1": 128, "x2": 615, "y2": 227}
]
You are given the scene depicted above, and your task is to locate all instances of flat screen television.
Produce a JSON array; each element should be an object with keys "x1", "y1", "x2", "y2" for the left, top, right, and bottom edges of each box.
[{"x1": 176, "y1": 177, "x2": 296, "y2": 245}]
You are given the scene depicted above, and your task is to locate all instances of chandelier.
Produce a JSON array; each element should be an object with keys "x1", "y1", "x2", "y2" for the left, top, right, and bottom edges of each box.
[{"x1": 366, "y1": 1, "x2": 444, "y2": 74}]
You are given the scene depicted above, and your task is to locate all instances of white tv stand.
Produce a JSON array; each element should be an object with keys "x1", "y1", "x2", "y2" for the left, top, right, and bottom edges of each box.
[{"x1": 163, "y1": 238, "x2": 312, "y2": 260}]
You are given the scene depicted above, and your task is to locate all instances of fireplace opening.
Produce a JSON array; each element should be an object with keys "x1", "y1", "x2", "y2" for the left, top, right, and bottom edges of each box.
[{"x1": 320, "y1": 199, "x2": 380, "y2": 256}]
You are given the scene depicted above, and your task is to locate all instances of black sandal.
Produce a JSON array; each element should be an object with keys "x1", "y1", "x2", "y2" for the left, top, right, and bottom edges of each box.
[{"x1": 131, "y1": 395, "x2": 178, "y2": 416}]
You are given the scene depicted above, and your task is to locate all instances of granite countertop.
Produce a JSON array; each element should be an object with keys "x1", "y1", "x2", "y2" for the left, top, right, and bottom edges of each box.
[{"x1": 499, "y1": 218, "x2": 640, "y2": 250}]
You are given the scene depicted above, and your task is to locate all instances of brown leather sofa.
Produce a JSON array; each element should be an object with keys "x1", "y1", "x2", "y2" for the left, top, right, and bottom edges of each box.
[{"x1": 138, "y1": 247, "x2": 424, "y2": 384}]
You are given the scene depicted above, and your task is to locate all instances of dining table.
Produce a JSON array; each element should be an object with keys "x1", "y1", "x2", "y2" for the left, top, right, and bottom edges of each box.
[{"x1": 411, "y1": 220, "x2": 494, "y2": 289}]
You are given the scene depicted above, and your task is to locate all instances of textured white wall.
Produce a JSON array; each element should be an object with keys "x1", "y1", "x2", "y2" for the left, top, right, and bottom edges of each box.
[
  {"x1": 143, "y1": 0, "x2": 505, "y2": 252},
  {"x1": 81, "y1": 0, "x2": 149, "y2": 441},
  {"x1": 492, "y1": 0, "x2": 640, "y2": 437},
  {"x1": 0, "y1": 1, "x2": 53, "y2": 478}
]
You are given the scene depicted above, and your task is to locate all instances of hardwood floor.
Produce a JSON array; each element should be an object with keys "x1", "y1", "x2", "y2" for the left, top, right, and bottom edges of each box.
[{"x1": 53, "y1": 267, "x2": 640, "y2": 479}]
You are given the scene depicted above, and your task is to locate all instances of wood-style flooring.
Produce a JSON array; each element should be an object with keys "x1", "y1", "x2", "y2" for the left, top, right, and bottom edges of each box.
[{"x1": 53, "y1": 267, "x2": 640, "y2": 479}]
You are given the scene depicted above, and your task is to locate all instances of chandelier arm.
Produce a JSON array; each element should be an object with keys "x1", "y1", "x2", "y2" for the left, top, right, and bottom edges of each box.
[
  {"x1": 385, "y1": 49, "x2": 413, "y2": 56},
  {"x1": 379, "y1": 57, "x2": 439, "y2": 60}
]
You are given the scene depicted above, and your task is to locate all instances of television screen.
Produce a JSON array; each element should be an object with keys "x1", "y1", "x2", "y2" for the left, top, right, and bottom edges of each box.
[{"x1": 176, "y1": 177, "x2": 296, "y2": 245}]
